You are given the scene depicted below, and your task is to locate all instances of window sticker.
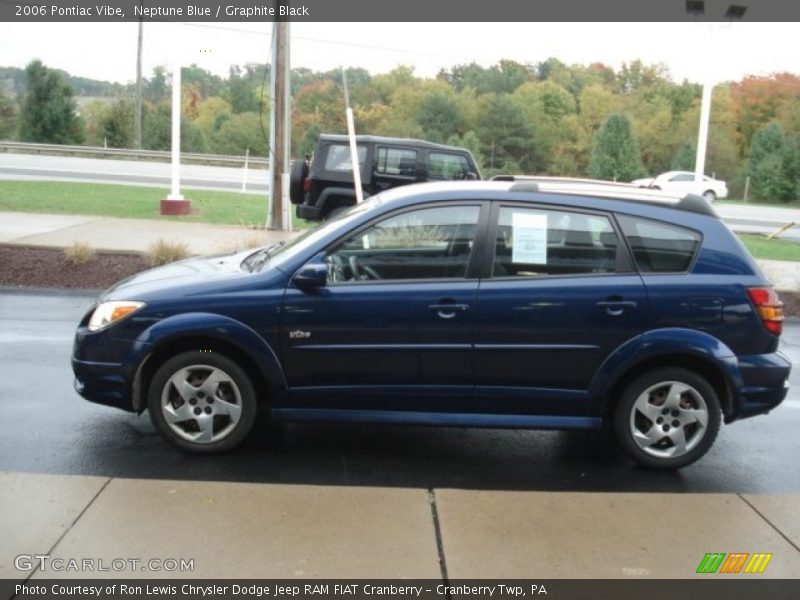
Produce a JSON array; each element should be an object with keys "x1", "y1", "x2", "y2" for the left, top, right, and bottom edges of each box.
[{"x1": 511, "y1": 211, "x2": 548, "y2": 264}]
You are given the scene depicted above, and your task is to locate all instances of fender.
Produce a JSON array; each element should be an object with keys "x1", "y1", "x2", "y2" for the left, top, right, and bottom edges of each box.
[
  {"x1": 588, "y1": 327, "x2": 741, "y2": 413},
  {"x1": 316, "y1": 186, "x2": 359, "y2": 212},
  {"x1": 126, "y1": 312, "x2": 287, "y2": 409}
]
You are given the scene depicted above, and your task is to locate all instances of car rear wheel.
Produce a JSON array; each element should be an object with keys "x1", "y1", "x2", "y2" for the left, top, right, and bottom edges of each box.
[
  {"x1": 613, "y1": 368, "x2": 721, "y2": 470},
  {"x1": 148, "y1": 351, "x2": 257, "y2": 453},
  {"x1": 703, "y1": 190, "x2": 717, "y2": 203}
]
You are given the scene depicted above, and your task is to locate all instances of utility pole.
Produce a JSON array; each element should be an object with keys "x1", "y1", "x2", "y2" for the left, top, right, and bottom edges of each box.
[
  {"x1": 269, "y1": 16, "x2": 290, "y2": 231},
  {"x1": 134, "y1": 8, "x2": 143, "y2": 149}
]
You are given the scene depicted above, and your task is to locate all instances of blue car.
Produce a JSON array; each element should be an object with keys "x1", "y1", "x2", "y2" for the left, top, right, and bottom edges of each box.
[{"x1": 72, "y1": 179, "x2": 790, "y2": 469}]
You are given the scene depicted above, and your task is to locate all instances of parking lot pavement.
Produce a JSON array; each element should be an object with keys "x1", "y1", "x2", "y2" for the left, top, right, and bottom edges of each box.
[{"x1": 435, "y1": 490, "x2": 800, "y2": 579}]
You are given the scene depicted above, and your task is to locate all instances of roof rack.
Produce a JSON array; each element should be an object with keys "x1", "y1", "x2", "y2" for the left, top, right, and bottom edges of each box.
[{"x1": 495, "y1": 175, "x2": 715, "y2": 217}]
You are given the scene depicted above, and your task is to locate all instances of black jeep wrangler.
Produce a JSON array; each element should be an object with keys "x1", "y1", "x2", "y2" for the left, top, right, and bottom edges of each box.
[{"x1": 290, "y1": 134, "x2": 482, "y2": 221}]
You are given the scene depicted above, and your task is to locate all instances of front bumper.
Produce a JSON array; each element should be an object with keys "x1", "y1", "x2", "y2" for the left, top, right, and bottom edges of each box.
[
  {"x1": 728, "y1": 350, "x2": 791, "y2": 422},
  {"x1": 72, "y1": 357, "x2": 136, "y2": 412}
]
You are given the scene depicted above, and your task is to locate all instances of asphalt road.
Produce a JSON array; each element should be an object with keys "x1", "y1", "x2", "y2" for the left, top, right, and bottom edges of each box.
[
  {"x1": 0, "y1": 152, "x2": 269, "y2": 194},
  {"x1": 2, "y1": 152, "x2": 800, "y2": 239},
  {"x1": 2, "y1": 290, "x2": 799, "y2": 493}
]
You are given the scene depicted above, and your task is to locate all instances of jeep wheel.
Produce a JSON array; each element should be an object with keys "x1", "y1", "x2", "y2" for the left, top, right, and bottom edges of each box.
[
  {"x1": 613, "y1": 368, "x2": 721, "y2": 470},
  {"x1": 289, "y1": 159, "x2": 309, "y2": 205},
  {"x1": 148, "y1": 351, "x2": 257, "y2": 453}
]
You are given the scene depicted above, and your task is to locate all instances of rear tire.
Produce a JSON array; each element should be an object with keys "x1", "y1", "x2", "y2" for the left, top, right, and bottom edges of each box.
[
  {"x1": 703, "y1": 190, "x2": 717, "y2": 203},
  {"x1": 613, "y1": 368, "x2": 721, "y2": 470},
  {"x1": 148, "y1": 351, "x2": 257, "y2": 453}
]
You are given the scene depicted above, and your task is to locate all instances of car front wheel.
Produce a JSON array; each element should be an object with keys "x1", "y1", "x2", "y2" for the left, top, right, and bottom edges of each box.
[
  {"x1": 148, "y1": 351, "x2": 257, "y2": 453},
  {"x1": 703, "y1": 190, "x2": 717, "y2": 202},
  {"x1": 613, "y1": 368, "x2": 721, "y2": 470}
]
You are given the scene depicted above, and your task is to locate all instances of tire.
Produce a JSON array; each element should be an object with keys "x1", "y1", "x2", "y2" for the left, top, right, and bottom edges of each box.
[
  {"x1": 148, "y1": 351, "x2": 258, "y2": 453},
  {"x1": 703, "y1": 190, "x2": 717, "y2": 203},
  {"x1": 613, "y1": 367, "x2": 721, "y2": 470},
  {"x1": 289, "y1": 160, "x2": 309, "y2": 205}
]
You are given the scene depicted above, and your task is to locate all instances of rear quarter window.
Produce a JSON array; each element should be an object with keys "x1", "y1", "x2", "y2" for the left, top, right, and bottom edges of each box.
[{"x1": 617, "y1": 215, "x2": 701, "y2": 273}]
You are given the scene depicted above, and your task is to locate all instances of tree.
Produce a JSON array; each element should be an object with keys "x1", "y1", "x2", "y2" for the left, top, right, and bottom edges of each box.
[
  {"x1": 144, "y1": 66, "x2": 168, "y2": 103},
  {"x1": 415, "y1": 90, "x2": 464, "y2": 143},
  {"x1": 588, "y1": 113, "x2": 644, "y2": 181},
  {"x1": 100, "y1": 99, "x2": 134, "y2": 148},
  {"x1": 18, "y1": 59, "x2": 83, "y2": 143},
  {"x1": 0, "y1": 90, "x2": 16, "y2": 139},
  {"x1": 475, "y1": 94, "x2": 535, "y2": 175},
  {"x1": 210, "y1": 112, "x2": 267, "y2": 156},
  {"x1": 746, "y1": 122, "x2": 797, "y2": 203}
]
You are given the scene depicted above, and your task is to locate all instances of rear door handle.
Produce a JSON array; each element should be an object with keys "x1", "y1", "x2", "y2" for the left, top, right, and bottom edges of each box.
[
  {"x1": 428, "y1": 303, "x2": 470, "y2": 319},
  {"x1": 596, "y1": 300, "x2": 637, "y2": 316}
]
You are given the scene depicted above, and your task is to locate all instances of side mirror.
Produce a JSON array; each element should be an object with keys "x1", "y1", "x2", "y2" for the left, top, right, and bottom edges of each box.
[{"x1": 293, "y1": 262, "x2": 328, "y2": 290}]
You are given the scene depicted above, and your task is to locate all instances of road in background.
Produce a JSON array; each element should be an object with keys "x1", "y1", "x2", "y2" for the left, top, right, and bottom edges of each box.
[
  {"x1": 3, "y1": 152, "x2": 800, "y2": 238},
  {"x1": 0, "y1": 152, "x2": 268, "y2": 194},
  {"x1": 1, "y1": 290, "x2": 798, "y2": 493}
]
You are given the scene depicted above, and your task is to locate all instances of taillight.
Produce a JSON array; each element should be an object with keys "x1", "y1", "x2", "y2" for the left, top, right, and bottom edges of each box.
[
  {"x1": 303, "y1": 178, "x2": 310, "y2": 192},
  {"x1": 747, "y1": 287, "x2": 785, "y2": 335}
]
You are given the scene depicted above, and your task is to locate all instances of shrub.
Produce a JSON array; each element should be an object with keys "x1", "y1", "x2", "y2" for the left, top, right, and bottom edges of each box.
[
  {"x1": 147, "y1": 239, "x2": 190, "y2": 266},
  {"x1": 63, "y1": 241, "x2": 95, "y2": 266}
]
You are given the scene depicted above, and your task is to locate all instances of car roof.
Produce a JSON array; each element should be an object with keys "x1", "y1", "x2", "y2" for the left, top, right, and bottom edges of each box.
[
  {"x1": 319, "y1": 134, "x2": 473, "y2": 154},
  {"x1": 375, "y1": 179, "x2": 717, "y2": 217}
]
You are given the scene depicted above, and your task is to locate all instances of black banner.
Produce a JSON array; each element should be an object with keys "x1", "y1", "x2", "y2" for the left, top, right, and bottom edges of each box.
[
  {"x1": 3, "y1": 580, "x2": 800, "y2": 600},
  {"x1": 2, "y1": 0, "x2": 800, "y2": 22}
]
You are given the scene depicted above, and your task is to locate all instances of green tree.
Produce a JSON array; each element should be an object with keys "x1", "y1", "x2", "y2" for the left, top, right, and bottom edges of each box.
[
  {"x1": 18, "y1": 59, "x2": 83, "y2": 143},
  {"x1": 225, "y1": 66, "x2": 260, "y2": 114},
  {"x1": 100, "y1": 99, "x2": 134, "y2": 148},
  {"x1": 746, "y1": 122, "x2": 797, "y2": 203},
  {"x1": 0, "y1": 90, "x2": 16, "y2": 138},
  {"x1": 476, "y1": 94, "x2": 535, "y2": 175},
  {"x1": 210, "y1": 112, "x2": 267, "y2": 156},
  {"x1": 415, "y1": 90, "x2": 464, "y2": 143},
  {"x1": 144, "y1": 66, "x2": 168, "y2": 103},
  {"x1": 588, "y1": 113, "x2": 644, "y2": 181}
]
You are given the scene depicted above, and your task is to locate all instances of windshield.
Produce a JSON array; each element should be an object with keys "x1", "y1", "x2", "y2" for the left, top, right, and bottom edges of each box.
[{"x1": 253, "y1": 196, "x2": 383, "y2": 272}]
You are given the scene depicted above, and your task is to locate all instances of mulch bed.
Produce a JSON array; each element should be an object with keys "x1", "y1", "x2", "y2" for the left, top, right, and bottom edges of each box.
[{"x1": 0, "y1": 245, "x2": 151, "y2": 289}]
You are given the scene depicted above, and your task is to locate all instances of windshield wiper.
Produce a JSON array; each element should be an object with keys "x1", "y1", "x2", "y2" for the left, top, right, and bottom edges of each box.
[{"x1": 243, "y1": 241, "x2": 286, "y2": 272}]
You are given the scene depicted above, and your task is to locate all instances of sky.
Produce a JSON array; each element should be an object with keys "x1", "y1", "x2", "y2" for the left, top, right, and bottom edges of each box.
[{"x1": 1, "y1": 22, "x2": 799, "y2": 86}]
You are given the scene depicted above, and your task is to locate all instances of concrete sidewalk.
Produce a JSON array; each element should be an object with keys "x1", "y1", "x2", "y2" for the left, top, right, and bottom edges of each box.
[
  {"x1": 0, "y1": 211, "x2": 290, "y2": 256},
  {"x1": 0, "y1": 210, "x2": 798, "y2": 292},
  {"x1": 2, "y1": 471, "x2": 799, "y2": 580}
]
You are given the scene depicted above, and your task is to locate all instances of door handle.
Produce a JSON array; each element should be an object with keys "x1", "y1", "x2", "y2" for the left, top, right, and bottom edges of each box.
[
  {"x1": 428, "y1": 303, "x2": 470, "y2": 319},
  {"x1": 596, "y1": 300, "x2": 637, "y2": 316}
]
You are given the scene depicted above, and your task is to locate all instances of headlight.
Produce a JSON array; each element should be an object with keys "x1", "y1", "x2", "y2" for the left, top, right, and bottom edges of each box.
[{"x1": 88, "y1": 301, "x2": 145, "y2": 332}]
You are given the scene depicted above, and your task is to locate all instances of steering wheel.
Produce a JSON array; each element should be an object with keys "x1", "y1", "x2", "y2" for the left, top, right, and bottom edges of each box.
[{"x1": 348, "y1": 255, "x2": 381, "y2": 281}]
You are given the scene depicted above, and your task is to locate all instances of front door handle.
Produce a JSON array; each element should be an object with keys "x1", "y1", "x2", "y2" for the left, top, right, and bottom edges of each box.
[
  {"x1": 596, "y1": 299, "x2": 637, "y2": 316},
  {"x1": 428, "y1": 303, "x2": 470, "y2": 319}
]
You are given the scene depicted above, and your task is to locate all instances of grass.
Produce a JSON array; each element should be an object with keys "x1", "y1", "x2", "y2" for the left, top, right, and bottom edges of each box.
[
  {"x1": 738, "y1": 234, "x2": 800, "y2": 262},
  {"x1": 0, "y1": 180, "x2": 312, "y2": 229}
]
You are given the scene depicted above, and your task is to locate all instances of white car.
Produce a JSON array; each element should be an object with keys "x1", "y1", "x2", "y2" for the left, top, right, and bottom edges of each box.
[{"x1": 631, "y1": 171, "x2": 728, "y2": 202}]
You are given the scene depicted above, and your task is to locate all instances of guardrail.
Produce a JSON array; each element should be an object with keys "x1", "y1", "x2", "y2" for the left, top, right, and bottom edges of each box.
[{"x1": 0, "y1": 141, "x2": 271, "y2": 168}]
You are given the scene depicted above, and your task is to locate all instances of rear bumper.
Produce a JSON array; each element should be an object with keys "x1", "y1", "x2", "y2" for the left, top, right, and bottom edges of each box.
[
  {"x1": 296, "y1": 203, "x2": 322, "y2": 221},
  {"x1": 728, "y1": 351, "x2": 791, "y2": 422},
  {"x1": 72, "y1": 357, "x2": 135, "y2": 412}
]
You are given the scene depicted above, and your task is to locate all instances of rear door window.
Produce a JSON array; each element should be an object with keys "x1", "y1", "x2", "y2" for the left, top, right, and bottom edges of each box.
[
  {"x1": 617, "y1": 215, "x2": 701, "y2": 273},
  {"x1": 375, "y1": 147, "x2": 418, "y2": 177},
  {"x1": 492, "y1": 206, "x2": 619, "y2": 277}
]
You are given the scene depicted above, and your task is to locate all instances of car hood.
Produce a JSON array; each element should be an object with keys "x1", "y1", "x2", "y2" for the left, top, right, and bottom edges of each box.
[{"x1": 101, "y1": 248, "x2": 259, "y2": 300}]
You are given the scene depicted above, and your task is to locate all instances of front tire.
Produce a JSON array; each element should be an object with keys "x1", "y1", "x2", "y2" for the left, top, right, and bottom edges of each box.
[
  {"x1": 703, "y1": 190, "x2": 717, "y2": 203},
  {"x1": 613, "y1": 368, "x2": 721, "y2": 470},
  {"x1": 148, "y1": 351, "x2": 257, "y2": 453}
]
